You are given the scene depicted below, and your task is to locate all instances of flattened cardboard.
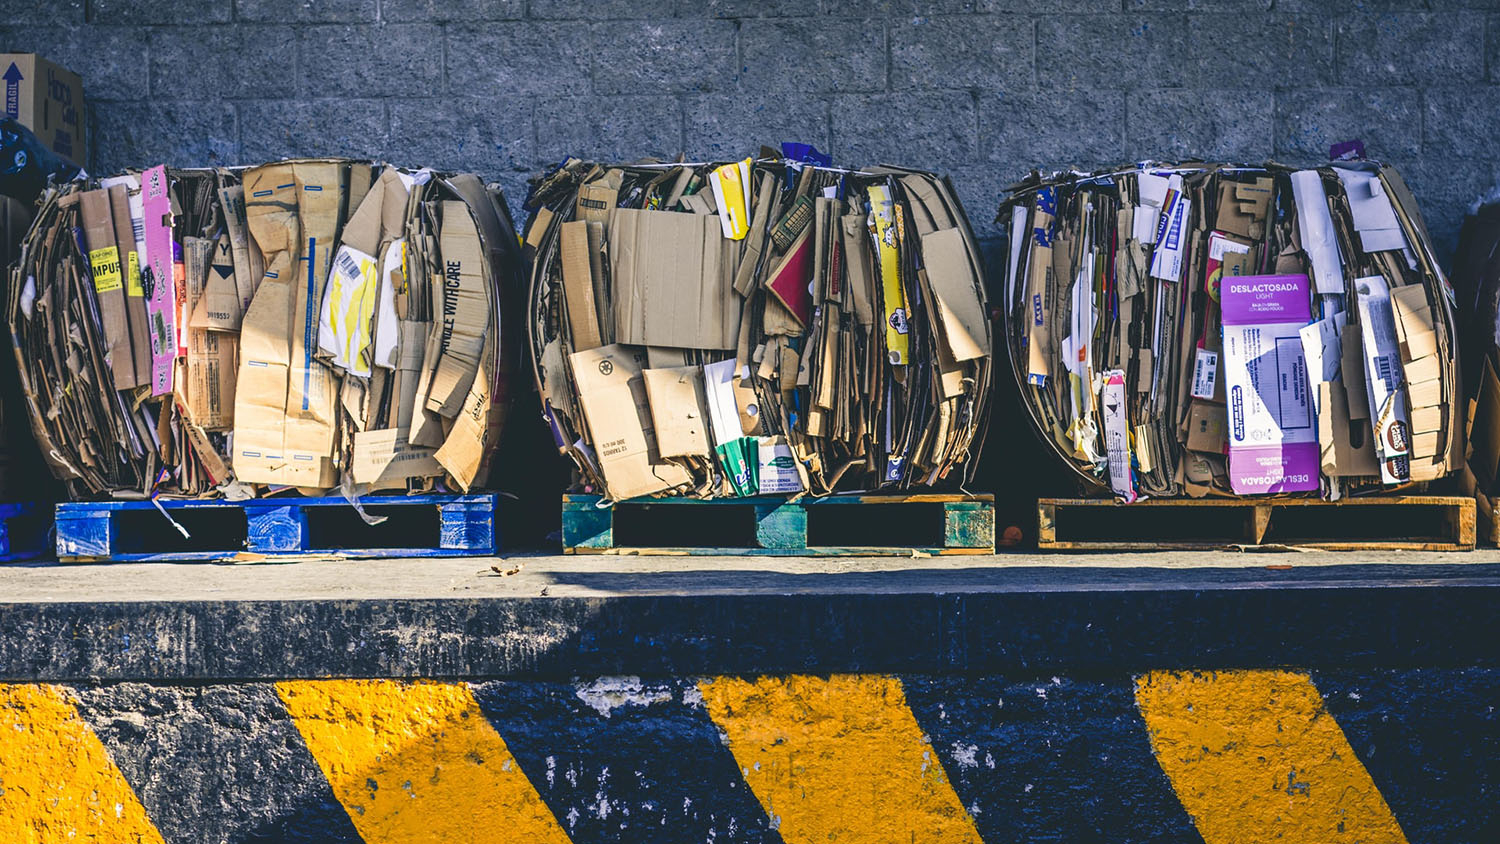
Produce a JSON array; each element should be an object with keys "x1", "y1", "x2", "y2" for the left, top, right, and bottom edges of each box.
[
  {"x1": 560, "y1": 220, "x2": 602, "y2": 351},
  {"x1": 426, "y1": 200, "x2": 490, "y2": 417},
  {"x1": 105, "y1": 182, "x2": 152, "y2": 387},
  {"x1": 351, "y1": 427, "x2": 441, "y2": 487},
  {"x1": 1215, "y1": 176, "x2": 1273, "y2": 240},
  {"x1": 569, "y1": 344, "x2": 690, "y2": 500},
  {"x1": 1186, "y1": 399, "x2": 1228, "y2": 454},
  {"x1": 195, "y1": 232, "x2": 242, "y2": 331},
  {"x1": 233, "y1": 161, "x2": 339, "y2": 488},
  {"x1": 610, "y1": 208, "x2": 735, "y2": 350},
  {"x1": 765, "y1": 226, "x2": 813, "y2": 328},
  {"x1": 80, "y1": 188, "x2": 137, "y2": 391},
  {"x1": 178, "y1": 236, "x2": 235, "y2": 430},
  {"x1": 642, "y1": 366, "x2": 711, "y2": 458},
  {"x1": 218, "y1": 184, "x2": 260, "y2": 314},
  {"x1": 576, "y1": 171, "x2": 620, "y2": 226},
  {"x1": 921, "y1": 226, "x2": 989, "y2": 361}
]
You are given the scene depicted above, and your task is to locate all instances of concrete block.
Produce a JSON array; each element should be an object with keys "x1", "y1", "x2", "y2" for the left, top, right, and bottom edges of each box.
[
  {"x1": 980, "y1": 89, "x2": 1125, "y2": 177},
  {"x1": 590, "y1": 20, "x2": 737, "y2": 95},
  {"x1": 0, "y1": 0, "x2": 83, "y2": 25},
  {"x1": 240, "y1": 98, "x2": 388, "y2": 163},
  {"x1": 1128, "y1": 0, "x2": 1272, "y2": 9},
  {"x1": 447, "y1": 23, "x2": 590, "y2": 99},
  {"x1": 683, "y1": 92, "x2": 831, "y2": 162},
  {"x1": 94, "y1": 101, "x2": 237, "y2": 174},
  {"x1": 149, "y1": 26, "x2": 296, "y2": 101},
  {"x1": 389, "y1": 98, "x2": 534, "y2": 178},
  {"x1": 2, "y1": 25, "x2": 150, "y2": 102},
  {"x1": 1275, "y1": 87, "x2": 1421, "y2": 161},
  {"x1": 1186, "y1": 14, "x2": 1334, "y2": 89},
  {"x1": 1126, "y1": 89, "x2": 1274, "y2": 161},
  {"x1": 382, "y1": 0, "x2": 523, "y2": 22},
  {"x1": 693, "y1": 0, "x2": 818, "y2": 16},
  {"x1": 822, "y1": 0, "x2": 918, "y2": 13},
  {"x1": 529, "y1": 0, "x2": 680, "y2": 18},
  {"x1": 535, "y1": 95, "x2": 684, "y2": 163},
  {"x1": 740, "y1": 20, "x2": 885, "y2": 94},
  {"x1": 1279, "y1": 0, "x2": 1428, "y2": 11},
  {"x1": 91, "y1": 0, "x2": 230, "y2": 24},
  {"x1": 891, "y1": 15, "x2": 1033, "y2": 92},
  {"x1": 1336, "y1": 12, "x2": 1485, "y2": 86},
  {"x1": 298, "y1": 25, "x2": 442, "y2": 99},
  {"x1": 235, "y1": 0, "x2": 376, "y2": 23},
  {"x1": 1037, "y1": 15, "x2": 1191, "y2": 91},
  {"x1": 1425, "y1": 87, "x2": 1500, "y2": 162},
  {"x1": 830, "y1": 91, "x2": 977, "y2": 173}
]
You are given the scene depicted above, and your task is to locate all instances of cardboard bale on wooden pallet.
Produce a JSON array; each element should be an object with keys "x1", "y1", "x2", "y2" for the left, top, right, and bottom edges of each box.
[
  {"x1": 998, "y1": 160, "x2": 1461, "y2": 502},
  {"x1": 522, "y1": 149, "x2": 994, "y2": 501},
  {"x1": 8, "y1": 160, "x2": 525, "y2": 502}
]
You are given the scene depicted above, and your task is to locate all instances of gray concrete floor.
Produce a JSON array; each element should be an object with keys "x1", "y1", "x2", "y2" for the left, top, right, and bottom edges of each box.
[{"x1": 4, "y1": 549, "x2": 1500, "y2": 602}]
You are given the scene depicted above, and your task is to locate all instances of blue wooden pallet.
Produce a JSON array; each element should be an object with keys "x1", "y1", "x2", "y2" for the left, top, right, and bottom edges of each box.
[
  {"x1": 55, "y1": 494, "x2": 499, "y2": 562},
  {"x1": 0, "y1": 501, "x2": 52, "y2": 562},
  {"x1": 562, "y1": 493, "x2": 995, "y2": 556}
]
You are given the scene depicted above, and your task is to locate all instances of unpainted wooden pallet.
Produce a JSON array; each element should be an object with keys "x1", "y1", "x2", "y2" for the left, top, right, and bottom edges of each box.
[
  {"x1": 55, "y1": 494, "x2": 499, "y2": 562},
  {"x1": 1037, "y1": 496, "x2": 1475, "y2": 551},
  {"x1": 562, "y1": 493, "x2": 996, "y2": 556}
]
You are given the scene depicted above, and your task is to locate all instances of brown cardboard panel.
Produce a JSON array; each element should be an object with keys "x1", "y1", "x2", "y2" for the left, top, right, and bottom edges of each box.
[
  {"x1": 642, "y1": 365, "x2": 711, "y2": 458},
  {"x1": 560, "y1": 220, "x2": 602, "y2": 351},
  {"x1": 569, "y1": 344, "x2": 691, "y2": 500}
]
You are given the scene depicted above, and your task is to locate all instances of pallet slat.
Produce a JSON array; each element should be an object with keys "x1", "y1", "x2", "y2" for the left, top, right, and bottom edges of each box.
[
  {"x1": 55, "y1": 494, "x2": 500, "y2": 562},
  {"x1": 1038, "y1": 496, "x2": 1476, "y2": 551},
  {"x1": 563, "y1": 493, "x2": 995, "y2": 556}
]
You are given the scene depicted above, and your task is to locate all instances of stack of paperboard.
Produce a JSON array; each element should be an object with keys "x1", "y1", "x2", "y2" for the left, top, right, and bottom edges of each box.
[
  {"x1": 999, "y1": 161, "x2": 1460, "y2": 500},
  {"x1": 7, "y1": 159, "x2": 524, "y2": 500},
  {"x1": 523, "y1": 151, "x2": 992, "y2": 500}
]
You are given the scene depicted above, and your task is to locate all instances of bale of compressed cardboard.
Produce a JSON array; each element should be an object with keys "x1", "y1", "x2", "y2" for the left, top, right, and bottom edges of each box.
[
  {"x1": 7, "y1": 160, "x2": 525, "y2": 501},
  {"x1": 997, "y1": 161, "x2": 1460, "y2": 501},
  {"x1": 521, "y1": 151, "x2": 994, "y2": 501}
]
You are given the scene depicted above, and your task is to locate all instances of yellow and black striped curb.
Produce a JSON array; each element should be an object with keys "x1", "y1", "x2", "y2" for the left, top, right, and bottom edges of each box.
[{"x1": 3, "y1": 670, "x2": 1485, "y2": 843}]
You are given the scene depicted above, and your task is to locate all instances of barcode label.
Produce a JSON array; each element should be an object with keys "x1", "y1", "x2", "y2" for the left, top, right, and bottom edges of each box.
[
  {"x1": 1375, "y1": 354, "x2": 1395, "y2": 387},
  {"x1": 336, "y1": 251, "x2": 361, "y2": 279},
  {"x1": 1191, "y1": 348, "x2": 1218, "y2": 399}
]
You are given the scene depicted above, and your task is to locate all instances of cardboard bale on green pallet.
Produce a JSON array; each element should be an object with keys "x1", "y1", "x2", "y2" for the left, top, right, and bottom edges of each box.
[
  {"x1": 9, "y1": 159, "x2": 525, "y2": 503},
  {"x1": 998, "y1": 160, "x2": 1462, "y2": 504},
  {"x1": 522, "y1": 148, "x2": 993, "y2": 502}
]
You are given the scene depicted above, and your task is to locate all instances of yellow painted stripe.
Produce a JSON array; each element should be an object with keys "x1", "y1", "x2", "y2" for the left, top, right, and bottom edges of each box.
[
  {"x1": 699, "y1": 674, "x2": 981, "y2": 844},
  {"x1": 1136, "y1": 670, "x2": 1407, "y2": 844},
  {"x1": 0, "y1": 683, "x2": 165, "y2": 844},
  {"x1": 277, "y1": 679, "x2": 571, "y2": 844}
]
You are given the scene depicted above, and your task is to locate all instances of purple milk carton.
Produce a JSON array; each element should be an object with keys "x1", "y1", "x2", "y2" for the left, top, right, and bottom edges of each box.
[{"x1": 1220, "y1": 273, "x2": 1319, "y2": 495}]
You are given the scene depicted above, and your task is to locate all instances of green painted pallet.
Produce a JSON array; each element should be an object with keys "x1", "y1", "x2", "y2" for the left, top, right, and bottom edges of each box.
[{"x1": 562, "y1": 493, "x2": 995, "y2": 556}]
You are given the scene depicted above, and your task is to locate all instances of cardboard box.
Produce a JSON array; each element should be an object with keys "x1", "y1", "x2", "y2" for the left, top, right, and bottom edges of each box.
[{"x1": 1, "y1": 53, "x2": 86, "y2": 167}]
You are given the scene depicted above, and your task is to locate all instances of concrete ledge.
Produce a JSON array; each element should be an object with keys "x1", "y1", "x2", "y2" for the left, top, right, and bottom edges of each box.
[{"x1": 2, "y1": 556, "x2": 1497, "y2": 842}]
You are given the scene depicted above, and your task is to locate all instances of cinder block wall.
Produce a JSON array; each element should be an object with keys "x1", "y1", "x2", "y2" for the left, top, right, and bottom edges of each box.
[{"x1": 3, "y1": 1, "x2": 1498, "y2": 257}]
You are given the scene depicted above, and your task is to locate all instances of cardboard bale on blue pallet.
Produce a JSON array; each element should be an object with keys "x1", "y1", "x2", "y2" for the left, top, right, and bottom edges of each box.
[
  {"x1": 8, "y1": 159, "x2": 525, "y2": 502},
  {"x1": 522, "y1": 149, "x2": 993, "y2": 501},
  {"x1": 999, "y1": 161, "x2": 1461, "y2": 502}
]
